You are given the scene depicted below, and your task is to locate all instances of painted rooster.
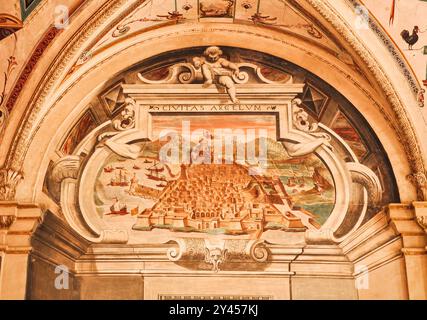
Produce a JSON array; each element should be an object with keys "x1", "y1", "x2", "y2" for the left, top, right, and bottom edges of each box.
[{"x1": 401, "y1": 26, "x2": 419, "y2": 50}]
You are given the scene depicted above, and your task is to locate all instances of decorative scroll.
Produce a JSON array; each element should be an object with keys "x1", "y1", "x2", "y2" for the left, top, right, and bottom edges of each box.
[
  {"x1": 347, "y1": 162, "x2": 383, "y2": 207},
  {"x1": 166, "y1": 238, "x2": 269, "y2": 272},
  {"x1": 138, "y1": 46, "x2": 292, "y2": 103},
  {"x1": 50, "y1": 156, "x2": 81, "y2": 183}
]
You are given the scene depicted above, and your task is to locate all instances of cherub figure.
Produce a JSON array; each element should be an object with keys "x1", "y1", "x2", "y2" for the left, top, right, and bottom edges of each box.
[{"x1": 194, "y1": 46, "x2": 240, "y2": 104}]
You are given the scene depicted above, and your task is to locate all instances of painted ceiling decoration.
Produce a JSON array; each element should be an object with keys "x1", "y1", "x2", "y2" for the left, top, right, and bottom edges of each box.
[
  {"x1": 361, "y1": 0, "x2": 427, "y2": 99},
  {"x1": 69, "y1": 0, "x2": 349, "y2": 76},
  {"x1": 62, "y1": 0, "x2": 426, "y2": 110}
]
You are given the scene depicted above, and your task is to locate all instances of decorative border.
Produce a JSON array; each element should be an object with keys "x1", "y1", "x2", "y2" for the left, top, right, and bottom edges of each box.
[
  {"x1": 347, "y1": 0, "x2": 421, "y2": 100},
  {"x1": 5, "y1": 26, "x2": 60, "y2": 112},
  {"x1": 305, "y1": 0, "x2": 425, "y2": 198}
]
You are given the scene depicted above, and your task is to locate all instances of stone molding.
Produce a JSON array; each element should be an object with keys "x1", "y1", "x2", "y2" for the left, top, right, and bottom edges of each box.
[{"x1": 0, "y1": 202, "x2": 42, "y2": 253}]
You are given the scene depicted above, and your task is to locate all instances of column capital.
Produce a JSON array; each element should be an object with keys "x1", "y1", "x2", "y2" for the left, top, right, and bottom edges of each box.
[{"x1": 0, "y1": 168, "x2": 23, "y2": 201}]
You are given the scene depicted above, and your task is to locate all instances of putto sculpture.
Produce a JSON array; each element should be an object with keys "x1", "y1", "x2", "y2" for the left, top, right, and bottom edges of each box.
[
  {"x1": 195, "y1": 46, "x2": 240, "y2": 103},
  {"x1": 137, "y1": 46, "x2": 289, "y2": 104}
]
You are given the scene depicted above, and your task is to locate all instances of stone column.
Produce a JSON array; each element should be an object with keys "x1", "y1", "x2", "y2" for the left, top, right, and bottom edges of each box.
[
  {"x1": 388, "y1": 203, "x2": 427, "y2": 300},
  {"x1": 0, "y1": 202, "x2": 42, "y2": 300}
]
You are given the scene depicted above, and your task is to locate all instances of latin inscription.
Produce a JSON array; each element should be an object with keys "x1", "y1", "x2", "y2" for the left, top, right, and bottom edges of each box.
[{"x1": 147, "y1": 104, "x2": 281, "y2": 112}]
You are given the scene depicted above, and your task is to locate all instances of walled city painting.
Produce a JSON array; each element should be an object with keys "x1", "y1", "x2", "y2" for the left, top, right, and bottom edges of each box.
[
  {"x1": 95, "y1": 115, "x2": 335, "y2": 236},
  {"x1": 1, "y1": 0, "x2": 426, "y2": 301}
]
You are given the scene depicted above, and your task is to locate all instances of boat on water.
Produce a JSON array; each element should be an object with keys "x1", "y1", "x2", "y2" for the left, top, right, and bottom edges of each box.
[
  {"x1": 143, "y1": 159, "x2": 152, "y2": 164},
  {"x1": 109, "y1": 170, "x2": 130, "y2": 186},
  {"x1": 108, "y1": 198, "x2": 128, "y2": 215},
  {"x1": 133, "y1": 164, "x2": 141, "y2": 170},
  {"x1": 146, "y1": 161, "x2": 167, "y2": 182}
]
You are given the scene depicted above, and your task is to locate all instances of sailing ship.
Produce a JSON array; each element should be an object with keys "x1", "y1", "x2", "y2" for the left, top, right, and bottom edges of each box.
[
  {"x1": 108, "y1": 198, "x2": 128, "y2": 215},
  {"x1": 109, "y1": 170, "x2": 130, "y2": 186},
  {"x1": 146, "y1": 161, "x2": 167, "y2": 182}
]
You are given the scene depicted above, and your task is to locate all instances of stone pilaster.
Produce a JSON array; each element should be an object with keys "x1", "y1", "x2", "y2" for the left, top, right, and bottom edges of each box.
[
  {"x1": 388, "y1": 203, "x2": 427, "y2": 300},
  {"x1": 0, "y1": 202, "x2": 42, "y2": 300}
]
